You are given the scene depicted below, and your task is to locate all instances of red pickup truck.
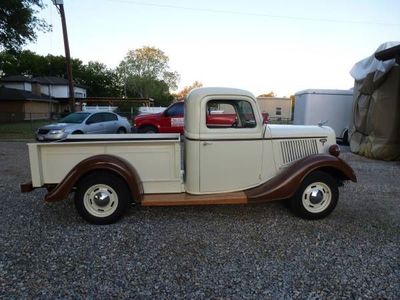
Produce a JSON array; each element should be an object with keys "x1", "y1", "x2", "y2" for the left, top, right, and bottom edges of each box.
[{"x1": 133, "y1": 101, "x2": 269, "y2": 133}]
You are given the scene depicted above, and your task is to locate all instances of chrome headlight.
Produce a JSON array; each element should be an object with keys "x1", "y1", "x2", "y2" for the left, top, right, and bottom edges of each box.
[{"x1": 49, "y1": 129, "x2": 65, "y2": 135}]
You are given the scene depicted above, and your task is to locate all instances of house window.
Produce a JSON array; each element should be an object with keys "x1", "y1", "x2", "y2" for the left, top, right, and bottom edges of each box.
[
  {"x1": 276, "y1": 107, "x2": 282, "y2": 116},
  {"x1": 206, "y1": 100, "x2": 256, "y2": 129}
]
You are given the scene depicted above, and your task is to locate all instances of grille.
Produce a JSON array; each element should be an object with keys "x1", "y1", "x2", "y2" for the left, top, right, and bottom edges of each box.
[
  {"x1": 280, "y1": 139, "x2": 319, "y2": 165},
  {"x1": 38, "y1": 129, "x2": 50, "y2": 135}
]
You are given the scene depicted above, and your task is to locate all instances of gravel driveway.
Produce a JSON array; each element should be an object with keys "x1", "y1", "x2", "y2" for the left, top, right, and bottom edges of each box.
[{"x1": 0, "y1": 142, "x2": 399, "y2": 298}]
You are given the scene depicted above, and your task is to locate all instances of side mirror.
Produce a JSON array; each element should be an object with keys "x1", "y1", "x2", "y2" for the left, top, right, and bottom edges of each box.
[{"x1": 244, "y1": 120, "x2": 256, "y2": 128}]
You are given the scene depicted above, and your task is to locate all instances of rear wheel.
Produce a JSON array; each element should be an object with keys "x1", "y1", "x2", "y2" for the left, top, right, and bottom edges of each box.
[
  {"x1": 72, "y1": 130, "x2": 83, "y2": 134},
  {"x1": 138, "y1": 125, "x2": 157, "y2": 133},
  {"x1": 74, "y1": 172, "x2": 130, "y2": 224},
  {"x1": 290, "y1": 171, "x2": 338, "y2": 219}
]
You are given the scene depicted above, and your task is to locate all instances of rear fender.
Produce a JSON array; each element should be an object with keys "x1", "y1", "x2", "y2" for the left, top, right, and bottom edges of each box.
[
  {"x1": 245, "y1": 154, "x2": 356, "y2": 203},
  {"x1": 44, "y1": 155, "x2": 143, "y2": 203}
]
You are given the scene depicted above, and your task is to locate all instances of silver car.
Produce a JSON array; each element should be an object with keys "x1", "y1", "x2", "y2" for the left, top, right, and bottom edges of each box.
[{"x1": 36, "y1": 111, "x2": 131, "y2": 141}]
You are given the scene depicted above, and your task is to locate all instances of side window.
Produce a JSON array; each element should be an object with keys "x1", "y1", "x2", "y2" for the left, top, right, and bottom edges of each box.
[
  {"x1": 103, "y1": 113, "x2": 118, "y2": 121},
  {"x1": 206, "y1": 100, "x2": 257, "y2": 129},
  {"x1": 164, "y1": 102, "x2": 184, "y2": 117},
  {"x1": 86, "y1": 113, "x2": 103, "y2": 124}
]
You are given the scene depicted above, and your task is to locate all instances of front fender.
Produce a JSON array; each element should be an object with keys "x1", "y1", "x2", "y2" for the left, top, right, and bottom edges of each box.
[
  {"x1": 44, "y1": 155, "x2": 143, "y2": 203},
  {"x1": 245, "y1": 154, "x2": 356, "y2": 203}
]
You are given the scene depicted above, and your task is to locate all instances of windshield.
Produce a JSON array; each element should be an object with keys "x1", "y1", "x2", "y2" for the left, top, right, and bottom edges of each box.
[{"x1": 59, "y1": 113, "x2": 91, "y2": 124}]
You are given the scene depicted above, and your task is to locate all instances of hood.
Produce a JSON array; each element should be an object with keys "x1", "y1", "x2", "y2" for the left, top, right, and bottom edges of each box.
[
  {"x1": 134, "y1": 112, "x2": 163, "y2": 120},
  {"x1": 267, "y1": 124, "x2": 336, "y2": 140},
  {"x1": 40, "y1": 123, "x2": 79, "y2": 131}
]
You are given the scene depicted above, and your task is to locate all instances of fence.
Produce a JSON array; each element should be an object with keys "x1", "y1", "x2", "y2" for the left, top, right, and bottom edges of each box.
[{"x1": 268, "y1": 117, "x2": 293, "y2": 124}]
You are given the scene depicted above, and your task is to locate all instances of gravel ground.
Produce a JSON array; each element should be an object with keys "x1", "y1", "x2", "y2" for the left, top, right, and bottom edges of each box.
[{"x1": 0, "y1": 141, "x2": 399, "y2": 299}]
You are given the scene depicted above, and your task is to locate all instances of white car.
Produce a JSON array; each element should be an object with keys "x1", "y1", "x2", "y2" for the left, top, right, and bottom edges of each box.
[{"x1": 36, "y1": 111, "x2": 131, "y2": 141}]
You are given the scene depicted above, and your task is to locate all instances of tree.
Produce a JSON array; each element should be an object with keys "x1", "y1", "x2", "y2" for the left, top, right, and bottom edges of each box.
[
  {"x1": 79, "y1": 61, "x2": 120, "y2": 97},
  {"x1": 0, "y1": 0, "x2": 50, "y2": 52},
  {"x1": 117, "y1": 46, "x2": 180, "y2": 106},
  {"x1": 175, "y1": 81, "x2": 203, "y2": 99},
  {"x1": 0, "y1": 50, "x2": 83, "y2": 78},
  {"x1": 0, "y1": 50, "x2": 120, "y2": 97}
]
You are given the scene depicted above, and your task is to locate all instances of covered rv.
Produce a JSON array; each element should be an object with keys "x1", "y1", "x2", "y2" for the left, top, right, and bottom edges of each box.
[{"x1": 349, "y1": 42, "x2": 400, "y2": 161}]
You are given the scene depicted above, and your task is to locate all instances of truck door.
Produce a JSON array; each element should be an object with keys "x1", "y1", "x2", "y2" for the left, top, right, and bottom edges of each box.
[
  {"x1": 199, "y1": 98, "x2": 263, "y2": 193},
  {"x1": 160, "y1": 102, "x2": 184, "y2": 133}
]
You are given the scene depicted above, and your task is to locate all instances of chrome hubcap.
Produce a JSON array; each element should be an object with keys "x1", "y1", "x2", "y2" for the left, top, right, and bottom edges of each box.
[
  {"x1": 302, "y1": 182, "x2": 331, "y2": 213},
  {"x1": 309, "y1": 189, "x2": 324, "y2": 205},
  {"x1": 93, "y1": 191, "x2": 110, "y2": 207},
  {"x1": 84, "y1": 184, "x2": 118, "y2": 217}
]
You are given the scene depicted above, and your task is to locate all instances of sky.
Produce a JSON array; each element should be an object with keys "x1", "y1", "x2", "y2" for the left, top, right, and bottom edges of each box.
[{"x1": 26, "y1": 0, "x2": 400, "y2": 97}]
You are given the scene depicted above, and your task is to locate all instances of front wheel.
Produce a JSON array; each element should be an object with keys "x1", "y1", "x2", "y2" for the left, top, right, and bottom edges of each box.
[
  {"x1": 74, "y1": 172, "x2": 130, "y2": 224},
  {"x1": 289, "y1": 171, "x2": 339, "y2": 219},
  {"x1": 138, "y1": 125, "x2": 157, "y2": 133},
  {"x1": 116, "y1": 127, "x2": 126, "y2": 134}
]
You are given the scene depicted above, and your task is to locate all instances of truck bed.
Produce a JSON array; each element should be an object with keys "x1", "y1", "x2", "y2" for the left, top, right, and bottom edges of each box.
[{"x1": 28, "y1": 134, "x2": 183, "y2": 194}]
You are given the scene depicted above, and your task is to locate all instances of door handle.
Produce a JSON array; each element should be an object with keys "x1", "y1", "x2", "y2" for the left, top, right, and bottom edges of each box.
[{"x1": 202, "y1": 141, "x2": 213, "y2": 146}]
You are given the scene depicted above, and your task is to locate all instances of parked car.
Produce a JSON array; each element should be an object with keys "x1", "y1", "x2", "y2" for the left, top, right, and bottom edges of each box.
[
  {"x1": 36, "y1": 111, "x2": 131, "y2": 141},
  {"x1": 133, "y1": 101, "x2": 269, "y2": 134}
]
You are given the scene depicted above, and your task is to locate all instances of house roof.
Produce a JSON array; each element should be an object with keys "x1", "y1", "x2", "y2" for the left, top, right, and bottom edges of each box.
[
  {"x1": 32, "y1": 76, "x2": 86, "y2": 89},
  {"x1": 0, "y1": 87, "x2": 57, "y2": 103},
  {"x1": 0, "y1": 75, "x2": 33, "y2": 83},
  {"x1": 32, "y1": 76, "x2": 69, "y2": 85},
  {"x1": 1, "y1": 75, "x2": 86, "y2": 89}
]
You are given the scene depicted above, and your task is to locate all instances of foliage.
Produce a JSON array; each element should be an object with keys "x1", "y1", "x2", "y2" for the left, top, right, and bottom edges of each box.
[
  {"x1": 117, "y1": 46, "x2": 179, "y2": 106},
  {"x1": 0, "y1": 50, "x2": 83, "y2": 78},
  {"x1": 0, "y1": 0, "x2": 50, "y2": 52},
  {"x1": 0, "y1": 50, "x2": 120, "y2": 97},
  {"x1": 258, "y1": 91, "x2": 276, "y2": 97},
  {"x1": 175, "y1": 81, "x2": 203, "y2": 99},
  {"x1": 0, "y1": 46, "x2": 181, "y2": 103},
  {"x1": 79, "y1": 62, "x2": 120, "y2": 97}
]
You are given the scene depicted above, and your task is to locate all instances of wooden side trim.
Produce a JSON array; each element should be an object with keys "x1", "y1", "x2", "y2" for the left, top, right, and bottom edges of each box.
[
  {"x1": 44, "y1": 155, "x2": 143, "y2": 203},
  {"x1": 142, "y1": 192, "x2": 247, "y2": 206},
  {"x1": 20, "y1": 181, "x2": 34, "y2": 193}
]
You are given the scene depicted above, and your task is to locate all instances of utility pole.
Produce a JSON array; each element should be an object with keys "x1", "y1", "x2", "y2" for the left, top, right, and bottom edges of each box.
[{"x1": 52, "y1": 0, "x2": 75, "y2": 112}]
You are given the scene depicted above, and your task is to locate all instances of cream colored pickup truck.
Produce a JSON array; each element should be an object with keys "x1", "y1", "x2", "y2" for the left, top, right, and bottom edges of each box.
[{"x1": 21, "y1": 87, "x2": 356, "y2": 224}]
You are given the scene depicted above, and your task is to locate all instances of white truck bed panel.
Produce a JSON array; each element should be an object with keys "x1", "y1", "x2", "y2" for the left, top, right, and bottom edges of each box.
[{"x1": 28, "y1": 134, "x2": 182, "y2": 194}]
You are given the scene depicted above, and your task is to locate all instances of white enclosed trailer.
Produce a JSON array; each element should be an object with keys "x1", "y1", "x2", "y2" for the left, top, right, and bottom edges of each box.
[{"x1": 294, "y1": 89, "x2": 353, "y2": 143}]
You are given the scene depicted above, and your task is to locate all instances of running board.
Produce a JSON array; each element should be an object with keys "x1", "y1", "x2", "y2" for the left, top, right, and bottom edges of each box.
[{"x1": 141, "y1": 192, "x2": 248, "y2": 206}]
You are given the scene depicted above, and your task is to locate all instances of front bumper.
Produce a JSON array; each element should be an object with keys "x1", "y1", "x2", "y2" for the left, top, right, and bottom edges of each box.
[{"x1": 36, "y1": 132, "x2": 69, "y2": 141}]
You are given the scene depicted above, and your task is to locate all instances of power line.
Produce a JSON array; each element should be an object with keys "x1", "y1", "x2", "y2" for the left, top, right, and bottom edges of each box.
[{"x1": 105, "y1": 0, "x2": 400, "y2": 26}]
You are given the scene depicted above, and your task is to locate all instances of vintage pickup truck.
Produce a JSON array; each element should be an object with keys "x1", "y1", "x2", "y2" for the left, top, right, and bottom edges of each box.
[{"x1": 21, "y1": 87, "x2": 357, "y2": 224}]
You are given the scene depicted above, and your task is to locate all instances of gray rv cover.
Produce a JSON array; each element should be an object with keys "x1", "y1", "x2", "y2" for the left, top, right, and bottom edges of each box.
[{"x1": 349, "y1": 42, "x2": 400, "y2": 161}]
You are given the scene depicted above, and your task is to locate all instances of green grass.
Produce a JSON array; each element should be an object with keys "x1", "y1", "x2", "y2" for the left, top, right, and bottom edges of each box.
[{"x1": 0, "y1": 120, "x2": 52, "y2": 139}]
